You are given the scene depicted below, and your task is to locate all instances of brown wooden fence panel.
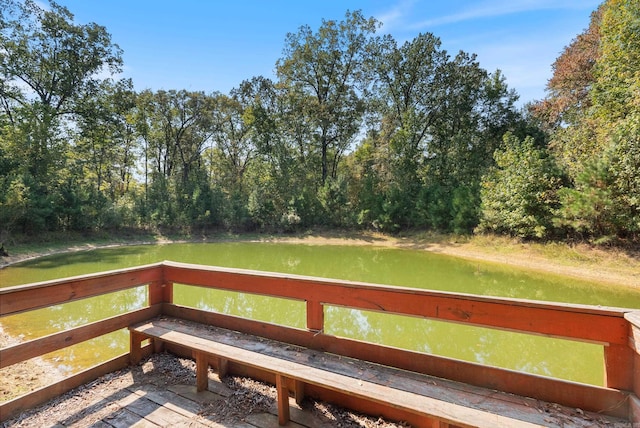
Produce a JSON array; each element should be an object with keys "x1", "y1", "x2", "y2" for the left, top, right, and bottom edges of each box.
[{"x1": 0, "y1": 263, "x2": 163, "y2": 316}]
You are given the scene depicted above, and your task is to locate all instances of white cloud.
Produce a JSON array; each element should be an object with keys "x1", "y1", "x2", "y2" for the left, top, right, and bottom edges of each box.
[
  {"x1": 367, "y1": 0, "x2": 599, "y2": 104},
  {"x1": 374, "y1": 0, "x2": 417, "y2": 32},
  {"x1": 409, "y1": 0, "x2": 599, "y2": 30}
]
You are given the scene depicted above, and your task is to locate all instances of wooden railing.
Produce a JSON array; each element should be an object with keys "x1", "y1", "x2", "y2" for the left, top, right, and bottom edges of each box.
[{"x1": 1, "y1": 261, "x2": 639, "y2": 423}]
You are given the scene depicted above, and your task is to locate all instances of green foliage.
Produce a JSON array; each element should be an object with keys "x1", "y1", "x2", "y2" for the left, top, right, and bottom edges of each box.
[
  {"x1": 592, "y1": 0, "x2": 640, "y2": 124},
  {"x1": 451, "y1": 186, "x2": 481, "y2": 235},
  {"x1": 555, "y1": 160, "x2": 621, "y2": 241},
  {"x1": 530, "y1": 0, "x2": 640, "y2": 243},
  {"x1": 556, "y1": 114, "x2": 640, "y2": 240},
  {"x1": 0, "y1": 0, "x2": 124, "y2": 233},
  {"x1": 609, "y1": 115, "x2": 640, "y2": 217},
  {"x1": 357, "y1": 29, "x2": 523, "y2": 234},
  {"x1": 277, "y1": 10, "x2": 377, "y2": 185},
  {"x1": 3, "y1": 1, "x2": 636, "y2": 245},
  {"x1": 318, "y1": 176, "x2": 353, "y2": 227},
  {"x1": 478, "y1": 133, "x2": 565, "y2": 239}
]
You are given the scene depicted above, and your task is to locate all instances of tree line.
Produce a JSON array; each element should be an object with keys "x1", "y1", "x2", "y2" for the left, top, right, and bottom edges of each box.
[{"x1": 1, "y1": 0, "x2": 638, "y2": 244}]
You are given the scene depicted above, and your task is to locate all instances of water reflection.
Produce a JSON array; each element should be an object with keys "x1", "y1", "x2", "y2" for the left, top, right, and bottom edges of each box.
[
  {"x1": 174, "y1": 284, "x2": 306, "y2": 329},
  {"x1": 324, "y1": 307, "x2": 602, "y2": 385}
]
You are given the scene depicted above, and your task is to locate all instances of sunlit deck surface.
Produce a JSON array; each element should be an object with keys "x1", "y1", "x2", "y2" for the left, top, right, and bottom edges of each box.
[{"x1": 3, "y1": 322, "x2": 630, "y2": 428}]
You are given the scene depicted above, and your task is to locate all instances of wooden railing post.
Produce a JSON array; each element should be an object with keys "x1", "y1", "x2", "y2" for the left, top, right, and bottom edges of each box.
[
  {"x1": 604, "y1": 343, "x2": 634, "y2": 390},
  {"x1": 306, "y1": 300, "x2": 324, "y2": 333},
  {"x1": 625, "y1": 312, "x2": 640, "y2": 423},
  {"x1": 148, "y1": 281, "x2": 173, "y2": 306}
]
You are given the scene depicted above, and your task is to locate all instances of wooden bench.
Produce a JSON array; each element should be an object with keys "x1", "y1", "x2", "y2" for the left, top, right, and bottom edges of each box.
[{"x1": 128, "y1": 317, "x2": 591, "y2": 427}]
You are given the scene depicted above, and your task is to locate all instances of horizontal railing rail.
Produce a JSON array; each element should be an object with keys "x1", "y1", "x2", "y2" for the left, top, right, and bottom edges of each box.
[
  {"x1": 1, "y1": 261, "x2": 638, "y2": 423},
  {"x1": 0, "y1": 263, "x2": 164, "y2": 317}
]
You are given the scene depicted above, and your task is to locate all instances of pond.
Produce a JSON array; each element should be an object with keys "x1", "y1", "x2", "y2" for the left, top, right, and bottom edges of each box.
[{"x1": 2, "y1": 242, "x2": 639, "y2": 386}]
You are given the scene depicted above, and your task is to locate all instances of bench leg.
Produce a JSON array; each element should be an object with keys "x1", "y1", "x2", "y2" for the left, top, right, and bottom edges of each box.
[
  {"x1": 275, "y1": 374, "x2": 290, "y2": 425},
  {"x1": 129, "y1": 331, "x2": 145, "y2": 365},
  {"x1": 430, "y1": 419, "x2": 451, "y2": 428},
  {"x1": 195, "y1": 351, "x2": 208, "y2": 392},
  {"x1": 217, "y1": 357, "x2": 228, "y2": 379},
  {"x1": 152, "y1": 338, "x2": 164, "y2": 353},
  {"x1": 294, "y1": 379, "x2": 305, "y2": 405}
]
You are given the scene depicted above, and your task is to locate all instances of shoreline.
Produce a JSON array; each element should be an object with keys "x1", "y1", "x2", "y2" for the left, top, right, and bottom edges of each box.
[{"x1": 1, "y1": 232, "x2": 639, "y2": 289}]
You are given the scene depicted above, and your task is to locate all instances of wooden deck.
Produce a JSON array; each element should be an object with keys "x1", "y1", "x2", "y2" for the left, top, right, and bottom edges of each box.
[
  {"x1": 130, "y1": 317, "x2": 628, "y2": 427},
  {"x1": 2, "y1": 261, "x2": 640, "y2": 426},
  {"x1": 3, "y1": 342, "x2": 630, "y2": 428},
  {"x1": 3, "y1": 321, "x2": 631, "y2": 428},
  {"x1": 2, "y1": 352, "x2": 377, "y2": 428}
]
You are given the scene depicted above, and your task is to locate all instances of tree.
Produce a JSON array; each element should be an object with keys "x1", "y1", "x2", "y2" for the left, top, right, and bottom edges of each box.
[
  {"x1": 539, "y1": 0, "x2": 640, "y2": 242},
  {"x1": 224, "y1": 77, "x2": 297, "y2": 230},
  {"x1": 0, "y1": 0, "x2": 122, "y2": 180},
  {"x1": 478, "y1": 133, "x2": 565, "y2": 239},
  {"x1": 530, "y1": 6, "x2": 602, "y2": 130},
  {"x1": 591, "y1": 0, "x2": 640, "y2": 125},
  {"x1": 75, "y1": 80, "x2": 136, "y2": 195},
  {"x1": 136, "y1": 89, "x2": 216, "y2": 227},
  {"x1": 556, "y1": 114, "x2": 640, "y2": 241},
  {"x1": 276, "y1": 10, "x2": 378, "y2": 186},
  {"x1": 358, "y1": 30, "x2": 522, "y2": 232},
  {"x1": 364, "y1": 33, "x2": 448, "y2": 229},
  {"x1": 69, "y1": 79, "x2": 137, "y2": 229},
  {"x1": 0, "y1": 0, "x2": 123, "y2": 232},
  {"x1": 209, "y1": 91, "x2": 255, "y2": 193}
]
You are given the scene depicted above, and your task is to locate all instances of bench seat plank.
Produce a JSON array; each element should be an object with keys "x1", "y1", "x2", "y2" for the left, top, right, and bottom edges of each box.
[{"x1": 129, "y1": 318, "x2": 616, "y2": 428}]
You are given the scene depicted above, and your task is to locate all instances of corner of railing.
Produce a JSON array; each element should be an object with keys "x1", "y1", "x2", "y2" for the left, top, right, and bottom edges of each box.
[
  {"x1": 623, "y1": 311, "x2": 640, "y2": 423},
  {"x1": 148, "y1": 261, "x2": 173, "y2": 306}
]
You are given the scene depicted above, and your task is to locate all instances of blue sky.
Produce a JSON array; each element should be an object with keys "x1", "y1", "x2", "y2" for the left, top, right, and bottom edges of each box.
[{"x1": 57, "y1": 0, "x2": 601, "y2": 105}]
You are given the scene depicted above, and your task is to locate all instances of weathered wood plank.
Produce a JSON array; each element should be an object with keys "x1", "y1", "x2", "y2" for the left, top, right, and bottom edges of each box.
[
  {"x1": 627, "y1": 311, "x2": 640, "y2": 354},
  {"x1": 148, "y1": 280, "x2": 173, "y2": 305},
  {"x1": 0, "y1": 264, "x2": 163, "y2": 316},
  {"x1": 162, "y1": 261, "x2": 630, "y2": 345},
  {"x1": 130, "y1": 318, "x2": 546, "y2": 427},
  {"x1": 132, "y1": 387, "x2": 203, "y2": 417},
  {"x1": 217, "y1": 357, "x2": 228, "y2": 379},
  {"x1": 129, "y1": 331, "x2": 146, "y2": 366},
  {"x1": 105, "y1": 408, "x2": 156, "y2": 428},
  {"x1": 162, "y1": 303, "x2": 630, "y2": 418},
  {"x1": 168, "y1": 384, "x2": 229, "y2": 402},
  {"x1": 245, "y1": 412, "x2": 303, "y2": 428},
  {"x1": 276, "y1": 374, "x2": 290, "y2": 426},
  {"x1": 306, "y1": 300, "x2": 323, "y2": 331},
  {"x1": 195, "y1": 351, "x2": 208, "y2": 392},
  {"x1": 0, "y1": 305, "x2": 161, "y2": 368},
  {"x1": 604, "y1": 343, "x2": 635, "y2": 390},
  {"x1": 630, "y1": 395, "x2": 640, "y2": 426}
]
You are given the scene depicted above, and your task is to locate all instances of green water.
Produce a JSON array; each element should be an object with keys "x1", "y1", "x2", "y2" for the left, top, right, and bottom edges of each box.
[{"x1": 2, "y1": 242, "x2": 639, "y2": 385}]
